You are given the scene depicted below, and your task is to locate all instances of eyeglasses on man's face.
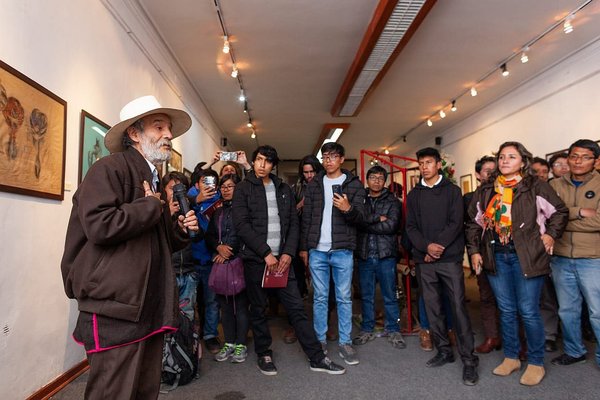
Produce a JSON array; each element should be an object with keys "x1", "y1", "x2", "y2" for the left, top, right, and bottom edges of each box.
[
  {"x1": 322, "y1": 153, "x2": 341, "y2": 163},
  {"x1": 568, "y1": 154, "x2": 595, "y2": 162},
  {"x1": 368, "y1": 175, "x2": 385, "y2": 182}
]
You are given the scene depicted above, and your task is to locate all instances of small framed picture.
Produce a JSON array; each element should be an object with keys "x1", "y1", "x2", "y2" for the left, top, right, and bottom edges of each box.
[
  {"x1": 460, "y1": 174, "x2": 473, "y2": 195},
  {"x1": 168, "y1": 148, "x2": 182, "y2": 172},
  {"x1": 79, "y1": 110, "x2": 109, "y2": 183}
]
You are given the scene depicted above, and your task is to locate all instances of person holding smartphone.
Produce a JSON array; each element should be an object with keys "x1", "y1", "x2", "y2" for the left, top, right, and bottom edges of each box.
[{"x1": 299, "y1": 142, "x2": 366, "y2": 366}]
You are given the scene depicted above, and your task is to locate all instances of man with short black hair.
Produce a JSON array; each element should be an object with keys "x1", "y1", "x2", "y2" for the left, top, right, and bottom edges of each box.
[
  {"x1": 406, "y1": 147, "x2": 479, "y2": 386},
  {"x1": 463, "y1": 155, "x2": 501, "y2": 354},
  {"x1": 233, "y1": 145, "x2": 345, "y2": 376},
  {"x1": 353, "y1": 165, "x2": 406, "y2": 350},
  {"x1": 300, "y1": 142, "x2": 366, "y2": 365},
  {"x1": 550, "y1": 139, "x2": 600, "y2": 368},
  {"x1": 532, "y1": 157, "x2": 551, "y2": 182},
  {"x1": 549, "y1": 152, "x2": 570, "y2": 179}
]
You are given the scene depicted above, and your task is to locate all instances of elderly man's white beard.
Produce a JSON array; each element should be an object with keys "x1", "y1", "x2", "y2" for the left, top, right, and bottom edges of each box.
[{"x1": 140, "y1": 133, "x2": 171, "y2": 165}]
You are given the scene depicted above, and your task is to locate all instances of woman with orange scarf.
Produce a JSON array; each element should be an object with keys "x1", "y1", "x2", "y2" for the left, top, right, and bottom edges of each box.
[{"x1": 466, "y1": 142, "x2": 567, "y2": 386}]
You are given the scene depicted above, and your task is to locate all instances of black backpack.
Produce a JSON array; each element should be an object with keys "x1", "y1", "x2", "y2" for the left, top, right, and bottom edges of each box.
[{"x1": 161, "y1": 312, "x2": 199, "y2": 391}]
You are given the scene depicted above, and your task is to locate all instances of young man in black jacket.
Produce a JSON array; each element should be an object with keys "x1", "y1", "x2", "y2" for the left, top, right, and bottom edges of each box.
[
  {"x1": 299, "y1": 142, "x2": 366, "y2": 365},
  {"x1": 232, "y1": 145, "x2": 345, "y2": 376},
  {"x1": 353, "y1": 166, "x2": 406, "y2": 349},
  {"x1": 406, "y1": 147, "x2": 479, "y2": 386}
]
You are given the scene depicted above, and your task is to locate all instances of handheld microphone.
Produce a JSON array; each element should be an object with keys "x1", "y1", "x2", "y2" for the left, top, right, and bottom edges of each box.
[{"x1": 172, "y1": 183, "x2": 200, "y2": 241}]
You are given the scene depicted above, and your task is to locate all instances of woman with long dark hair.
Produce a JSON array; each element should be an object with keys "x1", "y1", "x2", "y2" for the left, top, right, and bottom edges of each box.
[{"x1": 466, "y1": 141, "x2": 567, "y2": 386}]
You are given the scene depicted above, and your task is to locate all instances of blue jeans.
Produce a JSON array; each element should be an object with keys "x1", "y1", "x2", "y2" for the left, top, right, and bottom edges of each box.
[
  {"x1": 197, "y1": 263, "x2": 219, "y2": 339},
  {"x1": 358, "y1": 257, "x2": 399, "y2": 333},
  {"x1": 176, "y1": 272, "x2": 199, "y2": 321},
  {"x1": 487, "y1": 252, "x2": 545, "y2": 365},
  {"x1": 551, "y1": 256, "x2": 600, "y2": 365},
  {"x1": 310, "y1": 249, "x2": 354, "y2": 345}
]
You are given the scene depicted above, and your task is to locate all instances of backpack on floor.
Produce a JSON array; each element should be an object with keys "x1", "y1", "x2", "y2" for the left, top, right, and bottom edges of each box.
[{"x1": 161, "y1": 312, "x2": 199, "y2": 391}]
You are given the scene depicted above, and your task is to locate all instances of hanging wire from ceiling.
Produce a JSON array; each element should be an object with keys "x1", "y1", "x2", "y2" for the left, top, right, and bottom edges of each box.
[
  {"x1": 214, "y1": 0, "x2": 258, "y2": 143},
  {"x1": 387, "y1": 0, "x2": 594, "y2": 149}
]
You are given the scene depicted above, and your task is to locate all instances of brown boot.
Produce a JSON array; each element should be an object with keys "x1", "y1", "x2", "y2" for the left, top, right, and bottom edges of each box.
[
  {"x1": 419, "y1": 329, "x2": 433, "y2": 351},
  {"x1": 520, "y1": 364, "x2": 545, "y2": 386},
  {"x1": 475, "y1": 337, "x2": 502, "y2": 354},
  {"x1": 493, "y1": 358, "x2": 521, "y2": 376},
  {"x1": 283, "y1": 327, "x2": 297, "y2": 344},
  {"x1": 447, "y1": 329, "x2": 457, "y2": 347}
]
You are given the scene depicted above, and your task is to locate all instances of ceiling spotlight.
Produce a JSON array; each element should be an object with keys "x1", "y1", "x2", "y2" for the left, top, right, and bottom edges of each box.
[
  {"x1": 501, "y1": 63, "x2": 509, "y2": 77},
  {"x1": 427, "y1": 119, "x2": 433, "y2": 127},
  {"x1": 520, "y1": 47, "x2": 529, "y2": 63},
  {"x1": 243, "y1": 101, "x2": 248, "y2": 113},
  {"x1": 222, "y1": 36, "x2": 230, "y2": 54},
  {"x1": 451, "y1": 100, "x2": 457, "y2": 112},
  {"x1": 251, "y1": 131, "x2": 256, "y2": 139},
  {"x1": 563, "y1": 14, "x2": 574, "y2": 34},
  {"x1": 239, "y1": 90, "x2": 246, "y2": 102},
  {"x1": 439, "y1": 110, "x2": 446, "y2": 119},
  {"x1": 231, "y1": 65, "x2": 238, "y2": 78},
  {"x1": 384, "y1": 149, "x2": 390, "y2": 155},
  {"x1": 247, "y1": 121, "x2": 253, "y2": 128},
  {"x1": 402, "y1": 135, "x2": 407, "y2": 143},
  {"x1": 470, "y1": 87, "x2": 478, "y2": 97}
]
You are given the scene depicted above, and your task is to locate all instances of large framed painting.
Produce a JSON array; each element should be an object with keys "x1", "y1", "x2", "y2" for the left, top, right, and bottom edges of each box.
[
  {"x1": 168, "y1": 148, "x2": 182, "y2": 172},
  {"x1": 0, "y1": 59, "x2": 67, "y2": 200},
  {"x1": 79, "y1": 110, "x2": 109, "y2": 183}
]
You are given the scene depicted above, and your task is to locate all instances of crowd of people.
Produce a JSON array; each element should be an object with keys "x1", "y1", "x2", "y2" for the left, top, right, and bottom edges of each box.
[{"x1": 61, "y1": 95, "x2": 600, "y2": 398}]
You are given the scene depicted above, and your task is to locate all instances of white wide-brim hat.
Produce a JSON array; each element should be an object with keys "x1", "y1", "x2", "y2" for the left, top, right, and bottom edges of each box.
[{"x1": 104, "y1": 95, "x2": 192, "y2": 153}]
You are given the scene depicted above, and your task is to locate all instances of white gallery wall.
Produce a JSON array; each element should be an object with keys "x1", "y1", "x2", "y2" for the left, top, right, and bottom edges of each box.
[
  {"x1": 438, "y1": 36, "x2": 600, "y2": 183},
  {"x1": 0, "y1": 1, "x2": 220, "y2": 398}
]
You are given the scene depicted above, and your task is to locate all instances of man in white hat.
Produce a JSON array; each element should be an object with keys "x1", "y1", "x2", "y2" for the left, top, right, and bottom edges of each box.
[{"x1": 61, "y1": 95, "x2": 198, "y2": 399}]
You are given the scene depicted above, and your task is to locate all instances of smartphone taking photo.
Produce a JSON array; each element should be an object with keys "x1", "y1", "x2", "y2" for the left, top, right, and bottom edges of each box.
[
  {"x1": 332, "y1": 184, "x2": 343, "y2": 196},
  {"x1": 219, "y1": 151, "x2": 238, "y2": 162}
]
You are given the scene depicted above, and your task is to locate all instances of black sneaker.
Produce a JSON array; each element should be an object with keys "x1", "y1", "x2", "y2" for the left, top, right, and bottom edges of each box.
[
  {"x1": 310, "y1": 357, "x2": 346, "y2": 375},
  {"x1": 462, "y1": 365, "x2": 479, "y2": 386},
  {"x1": 426, "y1": 352, "x2": 455, "y2": 368},
  {"x1": 257, "y1": 355, "x2": 278, "y2": 376},
  {"x1": 551, "y1": 353, "x2": 586, "y2": 366}
]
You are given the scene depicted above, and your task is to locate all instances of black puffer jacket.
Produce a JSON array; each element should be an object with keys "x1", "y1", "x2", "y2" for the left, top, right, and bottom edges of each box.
[
  {"x1": 300, "y1": 169, "x2": 366, "y2": 251},
  {"x1": 405, "y1": 177, "x2": 465, "y2": 264},
  {"x1": 232, "y1": 171, "x2": 298, "y2": 263},
  {"x1": 205, "y1": 200, "x2": 240, "y2": 257},
  {"x1": 357, "y1": 189, "x2": 401, "y2": 260},
  {"x1": 466, "y1": 175, "x2": 568, "y2": 278}
]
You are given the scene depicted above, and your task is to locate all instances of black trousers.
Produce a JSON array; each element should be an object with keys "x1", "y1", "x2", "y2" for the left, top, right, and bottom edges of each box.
[
  {"x1": 244, "y1": 260, "x2": 324, "y2": 363},
  {"x1": 540, "y1": 275, "x2": 559, "y2": 341},
  {"x1": 417, "y1": 261, "x2": 478, "y2": 366},
  {"x1": 216, "y1": 292, "x2": 250, "y2": 345},
  {"x1": 85, "y1": 333, "x2": 164, "y2": 400}
]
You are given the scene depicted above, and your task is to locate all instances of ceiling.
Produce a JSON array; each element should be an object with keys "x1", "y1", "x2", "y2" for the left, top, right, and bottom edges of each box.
[{"x1": 138, "y1": 0, "x2": 600, "y2": 160}]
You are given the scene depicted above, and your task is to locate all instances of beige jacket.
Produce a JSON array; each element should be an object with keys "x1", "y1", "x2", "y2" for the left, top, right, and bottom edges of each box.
[{"x1": 550, "y1": 172, "x2": 600, "y2": 259}]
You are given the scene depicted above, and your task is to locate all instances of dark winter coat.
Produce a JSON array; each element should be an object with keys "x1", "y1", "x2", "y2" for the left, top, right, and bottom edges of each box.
[
  {"x1": 205, "y1": 200, "x2": 241, "y2": 257},
  {"x1": 300, "y1": 169, "x2": 366, "y2": 251},
  {"x1": 405, "y1": 177, "x2": 465, "y2": 264},
  {"x1": 357, "y1": 189, "x2": 401, "y2": 260},
  {"x1": 232, "y1": 171, "x2": 299, "y2": 263},
  {"x1": 466, "y1": 175, "x2": 568, "y2": 278}
]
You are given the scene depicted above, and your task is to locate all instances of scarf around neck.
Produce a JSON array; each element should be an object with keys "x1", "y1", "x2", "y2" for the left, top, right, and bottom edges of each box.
[{"x1": 483, "y1": 174, "x2": 522, "y2": 245}]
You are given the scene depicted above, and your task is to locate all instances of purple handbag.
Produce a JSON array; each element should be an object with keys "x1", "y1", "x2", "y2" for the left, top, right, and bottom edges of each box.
[{"x1": 208, "y1": 213, "x2": 246, "y2": 296}]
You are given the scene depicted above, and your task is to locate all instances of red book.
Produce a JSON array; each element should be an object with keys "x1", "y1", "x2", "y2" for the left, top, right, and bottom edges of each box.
[{"x1": 262, "y1": 266, "x2": 289, "y2": 288}]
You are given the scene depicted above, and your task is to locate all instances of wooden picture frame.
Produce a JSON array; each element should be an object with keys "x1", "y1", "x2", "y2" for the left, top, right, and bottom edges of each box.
[
  {"x1": 460, "y1": 174, "x2": 473, "y2": 195},
  {"x1": 79, "y1": 110, "x2": 109, "y2": 183},
  {"x1": 183, "y1": 168, "x2": 192, "y2": 181},
  {"x1": 0, "y1": 59, "x2": 67, "y2": 200},
  {"x1": 168, "y1": 148, "x2": 182, "y2": 172}
]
